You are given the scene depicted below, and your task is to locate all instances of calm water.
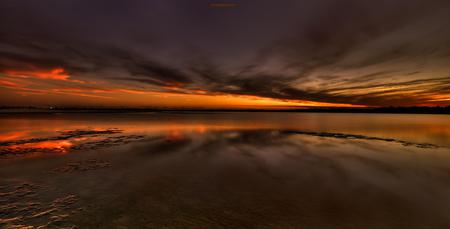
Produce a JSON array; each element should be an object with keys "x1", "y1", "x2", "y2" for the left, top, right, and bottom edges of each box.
[{"x1": 1, "y1": 112, "x2": 450, "y2": 228}]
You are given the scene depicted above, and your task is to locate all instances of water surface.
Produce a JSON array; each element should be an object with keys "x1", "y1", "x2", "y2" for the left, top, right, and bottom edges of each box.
[{"x1": 1, "y1": 112, "x2": 450, "y2": 228}]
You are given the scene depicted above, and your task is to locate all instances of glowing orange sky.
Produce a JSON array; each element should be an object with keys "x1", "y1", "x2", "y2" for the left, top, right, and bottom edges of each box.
[
  {"x1": 1, "y1": 1, "x2": 450, "y2": 108},
  {"x1": 0, "y1": 67, "x2": 366, "y2": 108},
  {"x1": 0, "y1": 64, "x2": 448, "y2": 108}
]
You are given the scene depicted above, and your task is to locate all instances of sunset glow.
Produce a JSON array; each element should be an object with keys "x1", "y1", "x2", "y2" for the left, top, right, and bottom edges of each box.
[
  {"x1": 3, "y1": 68, "x2": 85, "y2": 83},
  {"x1": 0, "y1": 67, "x2": 367, "y2": 108},
  {"x1": 1, "y1": 1, "x2": 449, "y2": 108},
  {"x1": 1, "y1": 2, "x2": 449, "y2": 228}
]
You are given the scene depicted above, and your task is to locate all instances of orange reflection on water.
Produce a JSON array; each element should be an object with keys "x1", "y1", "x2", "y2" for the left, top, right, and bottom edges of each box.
[
  {"x1": 1, "y1": 112, "x2": 450, "y2": 161},
  {"x1": 0, "y1": 131, "x2": 29, "y2": 141},
  {"x1": 166, "y1": 130, "x2": 185, "y2": 141},
  {"x1": 33, "y1": 140, "x2": 73, "y2": 151},
  {"x1": 196, "y1": 126, "x2": 207, "y2": 134},
  {"x1": 7, "y1": 140, "x2": 74, "y2": 155}
]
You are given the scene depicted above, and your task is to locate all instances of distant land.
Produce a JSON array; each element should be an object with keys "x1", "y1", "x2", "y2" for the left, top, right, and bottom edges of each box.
[{"x1": 0, "y1": 106, "x2": 449, "y2": 114}]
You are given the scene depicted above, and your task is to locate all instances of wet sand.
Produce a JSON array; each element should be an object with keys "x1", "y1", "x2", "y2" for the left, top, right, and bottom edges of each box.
[{"x1": 1, "y1": 113, "x2": 450, "y2": 228}]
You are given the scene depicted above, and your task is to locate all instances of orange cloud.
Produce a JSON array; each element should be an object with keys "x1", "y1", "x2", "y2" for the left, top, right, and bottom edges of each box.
[
  {"x1": 1, "y1": 68, "x2": 368, "y2": 108},
  {"x1": 3, "y1": 67, "x2": 85, "y2": 83},
  {"x1": 0, "y1": 80, "x2": 22, "y2": 88}
]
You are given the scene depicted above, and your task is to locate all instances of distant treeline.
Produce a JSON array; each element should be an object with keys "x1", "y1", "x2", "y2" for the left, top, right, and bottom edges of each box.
[
  {"x1": 0, "y1": 106, "x2": 449, "y2": 114},
  {"x1": 287, "y1": 106, "x2": 450, "y2": 114}
]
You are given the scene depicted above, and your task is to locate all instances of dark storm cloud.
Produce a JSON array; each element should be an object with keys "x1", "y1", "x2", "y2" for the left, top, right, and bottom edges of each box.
[
  {"x1": 1, "y1": 0, "x2": 450, "y2": 106},
  {"x1": 0, "y1": 36, "x2": 100, "y2": 74},
  {"x1": 123, "y1": 59, "x2": 193, "y2": 86}
]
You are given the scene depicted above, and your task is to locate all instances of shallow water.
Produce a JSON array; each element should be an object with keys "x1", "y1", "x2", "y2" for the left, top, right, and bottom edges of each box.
[{"x1": 1, "y1": 112, "x2": 450, "y2": 228}]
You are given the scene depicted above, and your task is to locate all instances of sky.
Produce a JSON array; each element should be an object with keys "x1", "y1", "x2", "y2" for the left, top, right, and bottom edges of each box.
[{"x1": 1, "y1": 0, "x2": 450, "y2": 108}]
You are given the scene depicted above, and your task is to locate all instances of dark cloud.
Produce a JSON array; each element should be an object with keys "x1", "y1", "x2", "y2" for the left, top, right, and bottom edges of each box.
[
  {"x1": 1, "y1": 0, "x2": 450, "y2": 106},
  {"x1": 123, "y1": 60, "x2": 193, "y2": 86}
]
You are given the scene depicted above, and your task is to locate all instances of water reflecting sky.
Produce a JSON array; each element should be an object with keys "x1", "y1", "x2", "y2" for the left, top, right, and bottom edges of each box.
[{"x1": 1, "y1": 112, "x2": 450, "y2": 228}]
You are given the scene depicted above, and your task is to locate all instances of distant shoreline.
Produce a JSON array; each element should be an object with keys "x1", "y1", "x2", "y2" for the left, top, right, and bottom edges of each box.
[{"x1": 0, "y1": 107, "x2": 449, "y2": 115}]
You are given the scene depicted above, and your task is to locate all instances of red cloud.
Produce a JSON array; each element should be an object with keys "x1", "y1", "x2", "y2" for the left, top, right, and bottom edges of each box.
[
  {"x1": 3, "y1": 67, "x2": 85, "y2": 83},
  {"x1": 0, "y1": 80, "x2": 22, "y2": 88}
]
